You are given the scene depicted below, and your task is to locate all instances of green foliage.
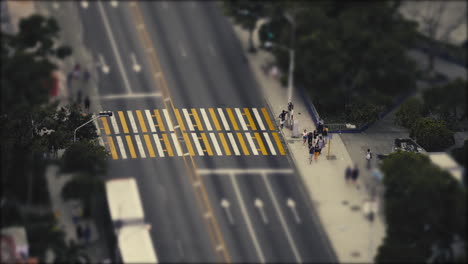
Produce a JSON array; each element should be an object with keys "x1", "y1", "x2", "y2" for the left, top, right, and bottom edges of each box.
[
  {"x1": 451, "y1": 139, "x2": 467, "y2": 166},
  {"x1": 61, "y1": 140, "x2": 109, "y2": 176},
  {"x1": 410, "y1": 117, "x2": 455, "y2": 151},
  {"x1": 394, "y1": 97, "x2": 424, "y2": 129},
  {"x1": 61, "y1": 175, "x2": 103, "y2": 202},
  {"x1": 345, "y1": 101, "x2": 383, "y2": 126},
  {"x1": 377, "y1": 151, "x2": 467, "y2": 262}
]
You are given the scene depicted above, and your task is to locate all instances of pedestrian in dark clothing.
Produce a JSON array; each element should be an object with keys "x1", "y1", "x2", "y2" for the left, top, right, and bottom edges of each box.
[
  {"x1": 67, "y1": 71, "x2": 73, "y2": 86},
  {"x1": 351, "y1": 164, "x2": 360, "y2": 189},
  {"x1": 317, "y1": 122, "x2": 324, "y2": 135},
  {"x1": 83, "y1": 69, "x2": 90, "y2": 82},
  {"x1": 307, "y1": 132, "x2": 313, "y2": 147},
  {"x1": 322, "y1": 125, "x2": 328, "y2": 138},
  {"x1": 84, "y1": 96, "x2": 90, "y2": 112},
  {"x1": 76, "y1": 224, "x2": 83, "y2": 241},
  {"x1": 345, "y1": 166, "x2": 352, "y2": 184},
  {"x1": 317, "y1": 136, "x2": 326, "y2": 154},
  {"x1": 313, "y1": 129, "x2": 319, "y2": 140},
  {"x1": 314, "y1": 143, "x2": 320, "y2": 161},
  {"x1": 76, "y1": 90, "x2": 82, "y2": 105},
  {"x1": 279, "y1": 110, "x2": 287, "y2": 129},
  {"x1": 309, "y1": 144, "x2": 315, "y2": 164},
  {"x1": 366, "y1": 149, "x2": 373, "y2": 170},
  {"x1": 83, "y1": 224, "x2": 91, "y2": 243}
]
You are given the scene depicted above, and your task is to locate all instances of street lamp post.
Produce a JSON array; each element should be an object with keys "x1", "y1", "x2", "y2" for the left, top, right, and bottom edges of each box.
[
  {"x1": 284, "y1": 12, "x2": 296, "y2": 105},
  {"x1": 73, "y1": 111, "x2": 112, "y2": 142}
]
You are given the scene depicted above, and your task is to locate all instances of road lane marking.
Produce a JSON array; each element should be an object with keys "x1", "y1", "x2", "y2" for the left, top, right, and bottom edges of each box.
[
  {"x1": 218, "y1": 133, "x2": 231, "y2": 156},
  {"x1": 130, "y1": 52, "x2": 141, "y2": 72},
  {"x1": 98, "y1": 54, "x2": 110, "y2": 74},
  {"x1": 118, "y1": 111, "x2": 129, "y2": 134},
  {"x1": 263, "y1": 133, "x2": 277, "y2": 155},
  {"x1": 98, "y1": 92, "x2": 162, "y2": 100},
  {"x1": 161, "y1": 134, "x2": 174, "y2": 157},
  {"x1": 163, "y1": 109, "x2": 174, "y2": 131},
  {"x1": 108, "y1": 137, "x2": 118, "y2": 160},
  {"x1": 272, "y1": 133, "x2": 285, "y2": 155},
  {"x1": 235, "y1": 108, "x2": 248, "y2": 131},
  {"x1": 191, "y1": 133, "x2": 204, "y2": 156},
  {"x1": 110, "y1": 114, "x2": 120, "y2": 134},
  {"x1": 217, "y1": 108, "x2": 230, "y2": 131},
  {"x1": 252, "y1": 108, "x2": 266, "y2": 130},
  {"x1": 144, "y1": 134, "x2": 156, "y2": 157},
  {"x1": 254, "y1": 198, "x2": 268, "y2": 224},
  {"x1": 100, "y1": 117, "x2": 111, "y2": 135},
  {"x1": 127, "y1": 110, "x2": 138, "y2": 133},
  {"x1": 209, "y1": 108, "x2": 222, "y2": 131},
  {"x1": 144, "y1": 109, "x2": 156, "y2": 132},
  {"x1": 171, "y1": 133, "x2": 183, "y2": 156},
  {"x1": 98, "y1": 137, "x2": 105, "y2": 147},
  {"x1": 153, "y1": 110, "x2": 165, "y2": 132},
  {"x1": 125, "y1": 135, "x2": 137, "y2": 158},
  {"x1": 287, "y1": 198, "x2": 302, "y2": 224},
  {"x1": 229, "y1": 173, "x2": 266, "y2": 263},
  {"x1": 179, "y1": 42, "x2": 187, "y2": 57},
  {"x1": 226, "y1": 108, "x2": 239, "y2": 130},
  {"x1": 254, "y1": 133, "x2": 268, "y2": 155},
  {"x1": 227, "y1": 133, "x2": 240, "y2": 156},
  {"x1": 97, "y1": 1, "x2": 133, "y2": 93},
  {"x1": 262, "y1": 173, "x2": 302, "y2": 263},
  {"x1": 200, "y1": 108, "x2": 213, "y2": 131},
  {"x1": 220, "y1": 199, "x2": 234, "y2": 224},
  {"x1": 200, "y1": 133, "x2": 213, "y2": 156},
  {"x1": 261, "y1": 108, "x2": 275, "y2": 130},
  {"x1": 245, "y1": 132, "x2": 258, "y2": 155},
  {"x1": 136, "y1": 110, "x2": 148, "y2": 133},
  {"x1": 182, "y1": 109, "x2": 195, "y2": 131},
  {"x1": 116, "y1": 136, "x2": 127, "y2": 159},
  {"x1": 197, "y1": 168, "x2": 294, "y2": 174},
  {"x1": 174, "y1": 109, "x2": 186, "y2": 131},
  {"x1": 191, "y1": 109, "x2": 204, "y2": 131},
  {"x1": 134, "y1": 135, "x2": 146, "y2": 158},
  {"x1": 243, "y1": 108, "x2": 257, "y2": 130},
  {"x1": 209, "y1": 133, "x2": 223, "y2": 156},
  {"x1": 236, "y1": 133, "x2": 249, "y2": 155},
  {"x1": 152, "y1": 134, "x2": 165, "y2": 157},
  {"x1": 183, "y1": 133, "x2": 195, "y2": 156}
]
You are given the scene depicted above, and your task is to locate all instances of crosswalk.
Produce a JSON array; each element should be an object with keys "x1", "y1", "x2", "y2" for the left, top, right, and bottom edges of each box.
[{"x1": 95, "y1": 107, "x2": 285, "y2": 160}]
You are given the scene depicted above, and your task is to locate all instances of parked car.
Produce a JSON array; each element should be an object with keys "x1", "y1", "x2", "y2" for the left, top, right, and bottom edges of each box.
[{"x1": 392, "y1": 138, "x2": 426, "y2": 154}]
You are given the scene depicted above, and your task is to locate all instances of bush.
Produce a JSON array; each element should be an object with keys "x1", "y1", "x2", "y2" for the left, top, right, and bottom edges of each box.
[
  {"x1": 61, "y1": 140, "x2": 109, "y2": 177},
  {"x1": 345, "y1": 101, "x2": 383, "y2": 126},
  {"x1": 394, "y1": 97, "x2": 423, "y2": 129},
  {"x1": 410, "y1": 117, "x2": 455, "y2": 151}
]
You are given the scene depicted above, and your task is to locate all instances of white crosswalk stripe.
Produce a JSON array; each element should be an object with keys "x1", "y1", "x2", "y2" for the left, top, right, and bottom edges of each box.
[
  {"x1": 152, "y1": 134, "x2": 165, "y2": 157},
  {"x1": 116, "y1": 136, "x2": 127, "y2": 159},
  {"x1": 92, "y1": 114, "x2": 101, "y2": 136},
  {"x1": 191, "y1": 133, "x2": 204, "y2": 156},
  {"x1": 200, "y1": 108, "x2": 213, "y2": 131},
  {"x1": 171, "y1": 133, "x2": 183, "y2": 156},
  {"x1": 163, "y1": 109, "x2": 174, "y2": 131},
  {"x1": 183, "y1": 108, "x2": 195, "y2": 131},
  {"x1": 235, "y1": 108, "x2": 248, "y2": 131},
  {"x1": 110, "y1": 114, "x2": 120, "y2": 134},
  {"x1": 252, "y1": 108, "x2": 266, "y2": 130},
  {"x1": 245, "y1": 132, "x2": 259, "y2": 155},
  {"x1": 127, "y1": 110, "x2": 139, "y2": 133},
  {"x1": 145, "y1": 110, "x2": 157, "y2": 132},
  {"x1": 134, "y1": 135, "x2": 146, "y2": 158},
  {"x1": 98, "y1": 137, "x2": 105, "y2": 147},
  {"x1": 263, "y1": 132, "x2": 276, "y2": 155},
  {"x1": 227, "y1": 133, "x2": 240, "y2": 156},
  {"x1": 217, "y1": 108, "x2": 231, "y2": 130},
  {"x1": 209, "y1": 133, "x2": 223, "y2": 156}
]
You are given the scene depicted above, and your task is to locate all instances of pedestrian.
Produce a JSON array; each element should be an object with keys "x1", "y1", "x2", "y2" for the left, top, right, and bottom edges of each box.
[
  {"x1": 279, "y1": 110, "x2": 287, "y2": 129},
  {"x1": 366, "y1": 148, "x2": 373, "y2": 169},
  {"x1": 67, "y1": 71, "x2": 73, "y2": 86},
  {"x1": 309, "y1": 143, "x2": 315, "y2": 164},
  {"x1": 302, "y1": 129, "x2": 308, "y2": 145},
  {"x1": 73, "y1": 63, "x2": 81, "y2": 78},
  {"x1": 317, "y1": 136, "x2": 326, "y2": 154},
  {"x1": 83, "y1": 69, "x2": 90, "y2": 82},
  {"x1": 287, "y1": 102, "x2": 294, "y2": 128},
  {"x1": 83, "y1": 224, "x2": 91, "y2": 244},
  {"x1": 84, "y1": 96, "x2": 90, "y2": 112},
  {"x1": 345, "y1": 166, "x2": 353, "y2": 184},
  {"x1": 76, "y1": 224, "x2": 83, "y2": 242},
  {"x1": 76, "y1": 90, "x2": 82, "y2": 105},
  {"x1": 322, "y1": 125, "x2": 328, "y2": 139},
  {"x1": 314, "y1": 143, "x2": 320, "y2": 161},
  {"x1": 317, "y1": 120, "x2": 324, "y2": 135},
  {"x1": 307, "y1": 132, "x2": 313, "y2": 148},
  {"x1": 351, "y1": 164, "x2": 360, "y2": 189},
  {"x1": 313, "y1": 129, "x2": 319, "y2": 141}
]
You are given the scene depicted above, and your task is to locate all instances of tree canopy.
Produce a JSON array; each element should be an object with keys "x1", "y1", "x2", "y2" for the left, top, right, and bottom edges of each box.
[{"x1": 410, "y1": 117, "x2": 455, "y2": 151}]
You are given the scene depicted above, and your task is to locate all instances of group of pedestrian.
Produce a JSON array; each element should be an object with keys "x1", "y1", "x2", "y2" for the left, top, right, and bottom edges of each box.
[
  {"x1": 67, "y1": 63, "x2": 92, "y2": 113},
  {"x1": 278, "y1": 102, "x2": 294, "y2": 129},
  {"x1": 345, "y1": 164, "x2": 360, "y2": 188},
  {"x1": 304, "y1": 119, "x2": 329, "y2": 164}
]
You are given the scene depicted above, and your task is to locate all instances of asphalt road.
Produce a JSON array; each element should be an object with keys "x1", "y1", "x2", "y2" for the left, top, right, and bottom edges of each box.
[{"x1": 64, "y1": 1, "x2": 336, "y2": 262}]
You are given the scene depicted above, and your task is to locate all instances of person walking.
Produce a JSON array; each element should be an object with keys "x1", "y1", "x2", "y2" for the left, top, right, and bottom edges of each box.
[
  {"x1": 287, "y1": 102, "x2": 294, "y2": 128},
  {"x1": 314, "y1": 143, "x2": 320, "y2": 161},
  {"x1": 307, "y1": 132, "x2": 314, "y2": 149},
  {"x1": 366, "y1": 148, "x2": 373, "y2": 169},
  {"x1": 317, "y1": 120, "x2": 324, "y2": 135},
  {"x1": 302, "y1": 129, "x2": 308, "y2": 145},
  {"x1": 279, "y1": 110, "x2": 287, "y2": 129},
  {"x1": 84, "y1": 96, "x2": 90, "y2": 113},
  {"x1": 83, "y1": 69, "x2": 90, "y2": 82},
  {"x1": 76, "y1": 90, "x2": 82, "y2": 105},
  {"x1": 309, "y1": 143, "x2": 315, "y2": 164},
  {"x1": 317, "y1": 136, "x2": 326, "y2": 155},
  {"x1": 322, "y1": 125, "x2": 329, "y2": 141},
  {"x1": 351, "y1": 164, "x2": 360, "y2": 189},
  {"x1": 345, "y1": 165, "x2": 353, "y2": 185},
  {"x1": 313, "y1": 129, "x2": 319, "y2": 141}
]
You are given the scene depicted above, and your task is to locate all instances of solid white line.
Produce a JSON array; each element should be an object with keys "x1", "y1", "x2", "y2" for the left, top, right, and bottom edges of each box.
[
  {"x1": 97, "y1": 1, "x2": 133, "y2": 93},
  {"x1": 263, "y1": 133, "x2": 277, "y2": 155},
  {"x1": 171, "y1": 133, "x2": 183, "y2": 156},
  {"x1": 191, "y1": 133, "x2": 204, "y2": 156},
  {"x1": 116, "y1": 136, "x2": 127, "y2": 159},
  {"x1": 208, "y1": 44, "x2": 215, "y2": 56},
  {"x1": 99, "y1": 93, "x2": 162, "y2": 100},
  {"x1": 127, "y1": 111, "x2": 138, "y2": 133},
  {"x1": 261, "y1": 173, "x2": 302, "y2": 263},
  {"x1": 227, "y1": 133, "x2": 240, "y2": 156},
  {"x1": 200, "y1": 108, "x2": 213, "y2": 131},
  {"x1": 179, "y1": 43, "x2": 187, "y2": 57},
  {"x1": 98, "y1": 137, "x2": 105, "y2": 147},
  {"x1": 182, "y1": 109, "x2": 195, "y2": 131},
  {"x1": 163, "y1": 109, "x2": 174, "y2": 131},
  {"x1": 229, "y1": 173, "x2": 266, "y2": 263},
  {"x1": 235, "y1": 108, "x2": 248, "y2": 131},
  {"x1": 252, "y1": 108, "x2": 266, "y2": 130},
  {"x1": 152, "y1": 134, "x2": 165, "y2": 157},
  {"x1": 245, "y1": 132, "x2": 259, "y2": 155},
  {"x1": 110, "y1": 114, "x2": 120, "y2": 134},
  {"x1": 144, "y1": 110, "x2": 157, "y2": 133},
  {"x1": 134, "y1": 135, "x2": 146, "y2": 158},
  {"x1": 197, "y1": 168, "x2": 294, "y2": 174},
  {"x1": 209, "y1": 133, "x2": 223, "y2": 156},
  {"x1": 217, "y1": 108, "x2": 230, "y2": 130}
]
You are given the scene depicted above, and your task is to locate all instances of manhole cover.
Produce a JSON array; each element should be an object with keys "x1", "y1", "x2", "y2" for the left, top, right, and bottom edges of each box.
[
  {"x1": 342, "y1": 200, "x2": 349, "y2": 205},
  {"x1": 327, "y1": 155, "x2": 337, "y2": 160},
  {"x1": 351, "y1": 251, "x2": 361, "y2": 258},
  {"x1": 351, "y1": 205, "x2": 361, "y2": 211}
]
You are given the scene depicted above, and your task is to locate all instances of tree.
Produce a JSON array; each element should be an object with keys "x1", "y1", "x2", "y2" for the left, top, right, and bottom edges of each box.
[
  {"x1": 394, "y1": 97, "x2": 424, "y2": 129},
  {"x1": 410, "y1": 117, "x2": 455, "y2": 151},
  {"x1": 376, "y1": 151, "x2": 466, "y2": 262},
  {"x1": 61, "y1": 140, "x2": 109, "y2": 177},
  {"x1": 451, "y1": 139, "x2": 467, "y2": 166}
]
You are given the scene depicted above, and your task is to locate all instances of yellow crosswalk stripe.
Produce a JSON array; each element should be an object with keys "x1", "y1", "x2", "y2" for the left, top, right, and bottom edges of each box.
[
  {"x1": 182, "y1": 133, "x2": 195, "y2": 156},
  {"x1": 218, "y1": 133, "x2": 231, "y2": 156},
  {"x1": 125, "y1": 135, "x2": 137, "y2": 158},
  {"x1": 209, "y1": 108, "x2": 222, "y2": 131},
  {"x1": 100, "y1": 117, "x2": 111, "y2": 135},
  {"x1": 191, "y1": 109, "x2": 204, "y2": 131},
  {"x1": 161, "y1": 134, "x2": 174, "y2": 157},
  {"x1": 226, "y1": 108, "x2": 239, "y2": 130},
  {"x1": 118, "y1": 111, "x2": 130, "y2": 134},
  {"x1": 236, "y1": 133, "x2": 249, "y2": 155},
  {"x1": 200, "y1": 133, "x2": 213, "y2": 156},
  {"x1": 261, "y1": 108, "x2": 276, "y2": 130},
  {"x1": 107, "y1": 136, "x2": 119, "y2": 160},
  {"x1": 174, "y1": 109, "x2": 186, "y2": 131},
  {"x1": 272, "y1": 132, "x2": 285, "y2": 155},
  {"x1": 136, "y1": 110, "x2": 148, "y2": 133},
  {"x1": 243, "y1": 108, "x2": 257, "y2": 130},
  {"x1": 153, "y1": 110, "x2": 165, "y2": 132},
  {"x1": 143, "y1": 134, "x2": 156, "y2": 157},
  {"x1": 254, "y1": 132, "x2": 268, "y2": 155}
]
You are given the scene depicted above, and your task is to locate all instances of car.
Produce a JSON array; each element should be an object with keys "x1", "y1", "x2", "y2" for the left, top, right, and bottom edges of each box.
[{"x1": 392, "y1": 138, "x2": 426, "y2": 154}]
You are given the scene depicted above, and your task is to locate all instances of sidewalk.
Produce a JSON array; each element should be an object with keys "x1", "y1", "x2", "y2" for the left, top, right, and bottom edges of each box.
[{"x1": 230, "y1": 20, "x2": 386, "y2": 263}]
